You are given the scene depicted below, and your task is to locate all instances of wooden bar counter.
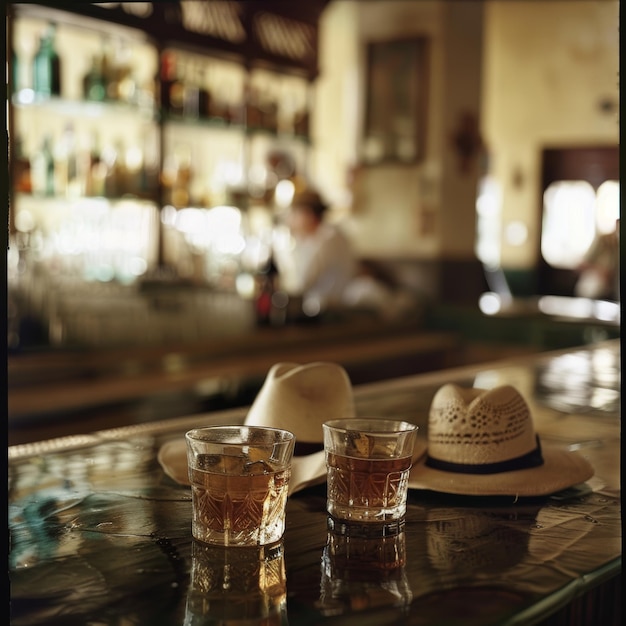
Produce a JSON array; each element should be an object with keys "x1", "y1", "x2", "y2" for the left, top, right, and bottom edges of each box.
[
  {"x1": 8, "y1": 317, "x2": 463, "y2": 445},
  {"x1": 8, "y1": 339, "x2": 620, "y2": 625}
]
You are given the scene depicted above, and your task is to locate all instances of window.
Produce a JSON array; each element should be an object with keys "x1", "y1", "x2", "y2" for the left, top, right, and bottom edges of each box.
[
  {"x1": 475, "y1": 175, "x2": 502, "y2": 268},
  {"x1": 595, "y1": 180, "x2": 620, "y2": 235},
  {"x1": 541, "y1": 180, "x2": 619, "y2": 269}
]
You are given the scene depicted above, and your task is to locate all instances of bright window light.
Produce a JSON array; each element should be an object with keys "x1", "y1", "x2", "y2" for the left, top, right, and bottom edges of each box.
[
  {"x1": 475, "y1": 175, "x2": 502, "y2": 267},
  {"x1": 541, "y1": 181, "x2": 596, "y2": 268},
  {"x1": 595, "y1": 181, "x2": 620, "y2": 235}
]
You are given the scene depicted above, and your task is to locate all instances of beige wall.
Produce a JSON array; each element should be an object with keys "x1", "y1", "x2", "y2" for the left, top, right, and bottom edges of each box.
[
  {"x1": 483, "y1": 0, "x2": 619, "y2": 269},
  {"x1": 314, "y1": 0, "x2": 619, "y2": 269},
  {"x1": 314, "y1": 0, "x2": 484, "y2": 260}
]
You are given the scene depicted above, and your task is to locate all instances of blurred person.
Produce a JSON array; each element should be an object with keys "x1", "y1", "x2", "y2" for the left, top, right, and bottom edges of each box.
[
  {"x1": 278, "y1": 188, "x2": 418, "y2": 319},
  {"x1": 574, "y1": 219, "x2": 620, "y2": 301},
  {"x1": 281, "y1": 188, "x2": 357, "y2": 315}
]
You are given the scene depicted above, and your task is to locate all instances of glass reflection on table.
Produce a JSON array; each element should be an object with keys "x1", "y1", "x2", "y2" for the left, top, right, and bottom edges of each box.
[
  {"x1": 185, "y1": 539, "x2": 287, "y2": 625},
  {"x1": 317, "y1": 519, "x2": 412, "y2": 617}
]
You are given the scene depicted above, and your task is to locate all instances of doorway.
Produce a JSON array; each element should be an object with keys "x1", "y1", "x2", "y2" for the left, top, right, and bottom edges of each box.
[{"x1": 538, "y1": 146, "x2": 619, "y2": 296}]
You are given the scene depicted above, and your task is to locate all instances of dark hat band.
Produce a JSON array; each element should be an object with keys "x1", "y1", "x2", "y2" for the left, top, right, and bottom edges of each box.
[
  {"x1": 424, "y1": 436, "x2": 544, "y2": 475},
  {"x1": 294, "y1": 441, "x2": 324, "y2": 456}
]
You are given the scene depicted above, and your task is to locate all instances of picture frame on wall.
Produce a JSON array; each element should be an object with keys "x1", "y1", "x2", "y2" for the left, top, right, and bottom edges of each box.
[{"x1": 362, "y1": 37, "x2": 428, "y2": 165}]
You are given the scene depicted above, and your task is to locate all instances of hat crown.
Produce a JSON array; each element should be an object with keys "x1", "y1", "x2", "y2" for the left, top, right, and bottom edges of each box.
[
  {"x1": 245, "y1": 362, "x2": 355, "y2": 443},
  {"x1": 428, "y1": 384, "x2": 536, "y2": 465},
  {"x1": 409, "y1": 383, "x2": 594, "y2": 496}
]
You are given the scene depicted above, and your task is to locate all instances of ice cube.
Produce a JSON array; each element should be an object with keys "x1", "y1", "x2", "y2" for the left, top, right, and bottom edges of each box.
[
  {"x1": 247, "y1": 446, "x2": 269, "y2": 464},
  {"x1": 347, "y1": 432, "x2": 374, "y2": 457},
  {"x1": 371, "y1": 441, "x2": 394, "y2": 458},
  {"x1": 245, "y1": 459, "x2": 273, "y2": 475},
  {"x1": 197, "y1": 454, "x2": 222, "y2": 470},
  {"x1": 218, "y1": 454, "x2": 246, "y2": 474}
]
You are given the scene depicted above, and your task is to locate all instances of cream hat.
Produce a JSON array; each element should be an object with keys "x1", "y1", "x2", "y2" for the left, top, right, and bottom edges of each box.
[
  {"x1": 158, "y1": 362, "x2": 355, "y2": 495},
  {"x1": 409, "y1": 384, "x2": 594, "y2": 497},
  {"x1": 246, "y1": 362, "x2": 354, "y2": 444}
]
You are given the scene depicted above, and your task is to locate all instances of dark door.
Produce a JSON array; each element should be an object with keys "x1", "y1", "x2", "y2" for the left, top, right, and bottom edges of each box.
[{"x1": 538, "y1": 146, "x2": 619, "y2": 296}]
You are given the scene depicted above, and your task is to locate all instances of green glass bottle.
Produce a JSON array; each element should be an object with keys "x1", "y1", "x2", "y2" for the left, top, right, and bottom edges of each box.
[
  {"x1": 83, "y1": 53, "x2": 106, "y2": 101},
  {"x1": 33, "y1": 23, "x2": 61, "y2": 98},
  {"x1": 31, "y1": 135, "x2": 55, "y2": 196}
]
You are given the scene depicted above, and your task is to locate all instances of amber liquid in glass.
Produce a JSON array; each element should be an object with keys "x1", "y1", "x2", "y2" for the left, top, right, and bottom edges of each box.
[
  {"x1": 190, "y1": 456, "x2": 290, "y2": 546},
  {"x1": 326, "y1": 453, "x2": 412, "y2": 522}
]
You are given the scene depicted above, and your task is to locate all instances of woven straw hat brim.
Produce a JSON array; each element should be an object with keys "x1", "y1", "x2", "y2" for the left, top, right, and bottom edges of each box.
[{"x1": 408, "y1": 445, "x2": 594, "y2": 497}]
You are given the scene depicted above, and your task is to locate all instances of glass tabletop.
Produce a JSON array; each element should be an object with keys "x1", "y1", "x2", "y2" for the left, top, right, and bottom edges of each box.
[{"x1": 8, "y1": 340, "x2": 621, "y2": 626}]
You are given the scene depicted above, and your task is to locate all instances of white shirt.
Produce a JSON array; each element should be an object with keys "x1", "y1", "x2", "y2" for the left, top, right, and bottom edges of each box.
[{"x1": 289, "y1": 223, "x2": 358, "y2": 311}]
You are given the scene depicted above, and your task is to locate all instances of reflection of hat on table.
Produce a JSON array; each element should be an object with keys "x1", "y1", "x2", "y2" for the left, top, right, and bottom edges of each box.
[
  {"x1": 426, "y1": 507, "x2": 534, "y2": 577},
  {"x1": 409, "y1": 384, "x2": 594, "y2": 497},
  {"x1": 159, "y1": 362, "x2": 356, "y2": 495}
]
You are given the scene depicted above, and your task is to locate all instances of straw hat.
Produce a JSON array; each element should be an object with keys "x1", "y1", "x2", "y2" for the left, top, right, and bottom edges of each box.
[
  {"x1": 409, "y1": 384, "x2": 594, "y2": 497},
  {"x1": 158, "y1": 362, "x2": 355, "y2": 495},
  {"x1": 246, "y1": 362, "x2": 354, "y2": 443}
]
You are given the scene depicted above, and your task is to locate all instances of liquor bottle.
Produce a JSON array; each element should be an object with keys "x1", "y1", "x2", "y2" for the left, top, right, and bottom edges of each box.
[
  {"x1": 170, "y1": 146, "x2": 192, "y2": 208},
  {"x1": 12, "y1": 136, "x2": 32, "y2": 194},
  {"x1": 183, "y1": 62, "x2": 200, "y2": 119},
  {"x1": 140, "y1": 129, "x2": 159, "y2": 197},
  {"x1": 261, "y1": 89, "x2": 278, "y2": 133},
  {"x1": 160, "y1": 51, "x2": 184, "y2": 116},
  {"x1": 197, "y1": 66, "x2": 211, "y2": 119},
  {"x1": 62, "y1": 124, "x2": 79, "y2": 197},
  {"x1": 116, "y1": 41, "x2": 136, "y2": 104},
  {"x1": 31, "y1": 135, "x2": 55, "y2": 196},
  {"x1": 169, "y1": 57, "x2": 186, "y2": 116},
  {"x1": 54, "y1": 123, "x2": 78, "y2": 197},
  {"x1": 75, "y1": 133, "x2": 91, "y2": 196},
  {"x1": 103, "y1": 140, "x2": 128, "y2": 197},
  {"x1": 245, "y1": 84, "x2": 262, "y2": 129},
  {"x1": 254, "y1": 253, "x2": 280, "y2": 326},
  {"x1": 83, "y1": 53, "x2": 106, "y2": 101},
  {"x1": 102, "y1": 38, "x2": 119, "y2": 101},
  {"x1": 53, "y1": 138, "x2": 68, "y2": 198},
  {"x1": 33, "y1": 23, "x2": 61, "y2": 98},
  {"x1": 44, "y1": 135, "x2": 55, "y2": 196},
  {"x1": 160, "y1": 51, "x2": 176, "y2": 113},
  {"x1": 87, "y1": 132, "x2": 106, "y2": 197},
  {"x1": 103, "y1": 141, "x2": 118, "y2": 198}
]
